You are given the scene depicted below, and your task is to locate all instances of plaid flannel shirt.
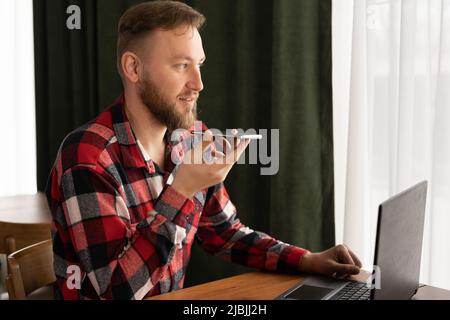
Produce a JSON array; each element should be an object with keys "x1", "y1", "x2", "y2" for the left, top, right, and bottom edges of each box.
[{"x1": 45, "y1": 95, "x2": 308, "y2": 300}]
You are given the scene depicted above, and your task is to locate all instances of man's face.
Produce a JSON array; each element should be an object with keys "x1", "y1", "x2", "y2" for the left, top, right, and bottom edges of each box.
[{"x1": 137, "y1": 25, "x2": 205, "y2": 132}]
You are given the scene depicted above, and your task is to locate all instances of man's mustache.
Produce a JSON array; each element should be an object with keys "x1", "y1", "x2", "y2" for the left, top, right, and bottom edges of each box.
[{"x1": 178, "y1": 92, "x2": 199, "y2": 100}]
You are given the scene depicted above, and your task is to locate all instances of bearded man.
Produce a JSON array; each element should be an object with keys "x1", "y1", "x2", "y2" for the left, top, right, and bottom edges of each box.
[{"x1": 46, "y1": 1, "x2": 361, "y2": 300}]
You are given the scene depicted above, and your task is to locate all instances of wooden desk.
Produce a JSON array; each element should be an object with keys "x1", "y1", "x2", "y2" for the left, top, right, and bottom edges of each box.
[
  {"x1": 149, "y1": 271, "x2": 304, "y2": 300},
  {"x1": 0, "y1": 193, "x2": 51, "y2": 224},
  {"x1": 148, "y1": 271, "x2": 450, "y2": 300}
]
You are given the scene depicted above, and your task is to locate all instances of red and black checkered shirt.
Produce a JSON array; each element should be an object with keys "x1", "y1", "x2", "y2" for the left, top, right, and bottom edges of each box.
[{"x1": 45, "y1": 95, "x2": 308, "y2": 300}]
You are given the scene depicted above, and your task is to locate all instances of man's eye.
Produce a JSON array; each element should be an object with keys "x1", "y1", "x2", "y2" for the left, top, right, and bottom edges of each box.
[{"x1": 177, "y1": 64, "x2": 188, "y2": 70}]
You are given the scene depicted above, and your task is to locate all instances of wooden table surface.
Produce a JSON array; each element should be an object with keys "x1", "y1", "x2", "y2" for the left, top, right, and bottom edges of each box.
[
  {"x1": 148, "y1": 271, "x2": 371, "y2": 300},
  {"x1": 149, "y1": 271, "x2": 305, "y2": 300},
  {"x1": 148, "y1": 271, "x2": 450, "y2": 300},
  {"x1": 0, "y1": 192, "x2": 51, "y2": 224}
]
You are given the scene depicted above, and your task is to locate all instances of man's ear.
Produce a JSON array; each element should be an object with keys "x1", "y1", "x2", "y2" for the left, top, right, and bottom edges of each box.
[{"x1": 121, "y1": 51, "x2": 142, "y2": 84}]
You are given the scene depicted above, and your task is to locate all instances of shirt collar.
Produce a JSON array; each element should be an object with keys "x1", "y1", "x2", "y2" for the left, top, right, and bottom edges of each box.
[{"x1": 109, "y1": 94, "x2": 152, "y2": 171}]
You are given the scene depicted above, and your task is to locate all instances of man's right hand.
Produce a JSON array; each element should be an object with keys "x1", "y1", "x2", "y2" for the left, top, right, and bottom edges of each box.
[
  {"x1": 299, "y1": 244, "x2": 362, "y2": 279},
  {"x1": 171, "y1": 130, "x2": 250, "y2": 199}
]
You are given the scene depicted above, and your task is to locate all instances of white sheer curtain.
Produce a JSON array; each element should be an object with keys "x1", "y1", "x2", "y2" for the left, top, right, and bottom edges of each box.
[
  {"x1": 0, "y1": 0, "x2": 36, "y2": 196},
  {"x1": 333, "y1": 0, "x2": 450, "y2": 290}
]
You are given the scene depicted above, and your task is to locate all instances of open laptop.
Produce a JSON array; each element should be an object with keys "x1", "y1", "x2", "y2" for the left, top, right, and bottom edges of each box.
[{"x1": 277, "y1": 181, "x2": 428, "y2": 300}]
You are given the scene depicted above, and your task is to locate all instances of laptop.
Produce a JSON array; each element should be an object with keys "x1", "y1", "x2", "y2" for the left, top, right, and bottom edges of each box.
[{"x1": 277, "y1": 181, "x2": 428, "y2": 300}]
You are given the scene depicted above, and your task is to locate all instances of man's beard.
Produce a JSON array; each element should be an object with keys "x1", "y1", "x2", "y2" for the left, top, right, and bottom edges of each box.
[{"x1": 138, "y1": 76, "x2": 197, "y2": 132}]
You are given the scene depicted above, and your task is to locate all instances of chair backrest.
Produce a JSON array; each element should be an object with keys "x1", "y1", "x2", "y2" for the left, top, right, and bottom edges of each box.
[
  {"x1": 0, "y1": 221, "x2": 51, "y2": 255},
  {"x1": 6, "y1": 239, "x2": 55, "y2": 299}
]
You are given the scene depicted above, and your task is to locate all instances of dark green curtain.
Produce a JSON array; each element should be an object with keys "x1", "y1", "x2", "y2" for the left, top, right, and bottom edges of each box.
[{"x1": 34, "y1": 0, "x2": 334, "y2": 287}]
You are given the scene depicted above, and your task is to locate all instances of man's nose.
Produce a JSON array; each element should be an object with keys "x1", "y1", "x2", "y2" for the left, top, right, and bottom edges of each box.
[{"x1": 187, "y1": 67, "x2": 204, "y2": 92}]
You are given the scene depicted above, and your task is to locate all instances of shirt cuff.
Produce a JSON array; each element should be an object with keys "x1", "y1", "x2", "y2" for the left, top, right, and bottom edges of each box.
[
  {"x1": 153, "y1": 184, "x2": 195, "y2": 225},
  {"x1": 279, "y1": 246, "x2": 310, "y2": 274}
]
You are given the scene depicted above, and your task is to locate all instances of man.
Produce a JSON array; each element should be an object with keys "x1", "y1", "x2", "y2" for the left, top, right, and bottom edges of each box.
[{"x1": 46, "y1": 1, "x2": 361, "y2": 300}]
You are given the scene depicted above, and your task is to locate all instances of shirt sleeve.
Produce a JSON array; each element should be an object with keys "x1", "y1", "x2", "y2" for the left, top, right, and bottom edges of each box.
[
  {"x1": 55, "y1": 165, "x2": 194, "y2": 300},
  {"x1": 196, "y1": 182, "x2": 309, "y2": 273}
]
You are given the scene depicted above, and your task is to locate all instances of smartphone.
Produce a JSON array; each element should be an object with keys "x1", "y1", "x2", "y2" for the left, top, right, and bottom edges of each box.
[{"x1": 191, "y1": 131, "x2": 262, "y2": 140}]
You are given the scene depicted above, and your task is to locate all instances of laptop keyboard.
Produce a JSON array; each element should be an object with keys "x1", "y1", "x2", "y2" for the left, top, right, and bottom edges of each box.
[{"x1": 333, "y1": 281, "x2": 371, "y2": 300}]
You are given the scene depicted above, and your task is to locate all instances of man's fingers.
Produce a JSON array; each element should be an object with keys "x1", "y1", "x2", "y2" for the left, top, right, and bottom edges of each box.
[
  {"x1": 211, "y1": 149, "x2": 225, "y2": 157},
  {"x1": 327, "y1": 245, "x2": 361, "y2": 278},
  {"x1": 185, "y1": 130, "x2": 214, "y2": 164},
  {"x1": 237, "y1": 138, "x2": 250, "y2": 154},
  {"x1": 345, "y1": 245, "x2": 362, "y2": 268},
  {"x1": 211, "y1": 150, "x2": 226, "y2": 164},
  {"x1": 332, "y1": 263, "x2": 360, "y2": 276},
  {"x1": 337, "y1": 245, "x2": 356, "y2": 266},
  {"x1": 215, "y1": 136, "x2": 232, "y2": 155},
  {"x1": 227, "y1": 138, "x2": 250, "y2": 163},
  {"x1": 332, "y1": 272, "x2": 350, "y2": 280},
  {"x1": 201, "y1": 130, "x2": 214, "y2": 150},
  {"x1": 186, "y1": 130, "x2": 249, "y2": 165}
]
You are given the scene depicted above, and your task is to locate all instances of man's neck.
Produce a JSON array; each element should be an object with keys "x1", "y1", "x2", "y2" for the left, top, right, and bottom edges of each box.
[{"x1": 123, "y1": 91, "x2": 167, "y2": 163}]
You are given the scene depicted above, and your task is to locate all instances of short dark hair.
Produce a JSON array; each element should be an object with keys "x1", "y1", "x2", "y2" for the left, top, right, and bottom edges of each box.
[{"x1": 117, "y1": 0, "x2": 205, "y2": 77}]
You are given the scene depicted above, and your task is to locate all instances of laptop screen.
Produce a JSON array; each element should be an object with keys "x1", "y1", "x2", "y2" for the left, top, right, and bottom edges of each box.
[{"x1": 371, "y1": 181, "x2": 427, "y2": 300}]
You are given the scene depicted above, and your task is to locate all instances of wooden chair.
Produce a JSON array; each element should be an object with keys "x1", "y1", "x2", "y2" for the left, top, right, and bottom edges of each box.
[
  {"x1": 0, "y1": 221, "x2": 51, "y2": 255},
  {"x1": 6, "y1": 239, "x2": 55, "y2": 299}
]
